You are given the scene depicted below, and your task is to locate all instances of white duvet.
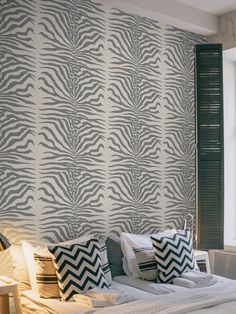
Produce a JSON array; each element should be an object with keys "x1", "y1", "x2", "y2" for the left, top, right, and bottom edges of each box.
[
  {"x1": 21, "y1": 281, "x2": 155, "y2": 314},
  {"x1": 93, "y1": 282, "x2": 236, "y2": 314},
  {"x1": 21, "y1": 278, "x2": 236, "y2": 314}
]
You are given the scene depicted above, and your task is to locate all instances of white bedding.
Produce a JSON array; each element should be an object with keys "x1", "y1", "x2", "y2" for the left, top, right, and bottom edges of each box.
[
  {"x1": 21, "y1": 280, "x2": 156, "y2": 314},
  {"x1": 21, "y1": 277, "x2": 236, "y2": 314},
  {"x1": 114, "y1": 274, "x2": 232, "y2": 294},
  {"x1": 114, "y1": 275, "x2": 189, "y2": 294},
  {"x1": 94, "y1": 281, "x2": 236, "y2": 314}
]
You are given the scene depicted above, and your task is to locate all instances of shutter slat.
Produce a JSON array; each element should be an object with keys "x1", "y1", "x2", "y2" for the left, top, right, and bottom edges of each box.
[{"x1": 196, "y1": 44, "x2": 224, "y2": 250}]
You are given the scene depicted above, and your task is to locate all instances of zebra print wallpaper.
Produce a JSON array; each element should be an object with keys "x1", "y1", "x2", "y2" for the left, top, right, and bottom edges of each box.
[{"x1": 1, "y1": 0, "x2": 203, "y2": 248}]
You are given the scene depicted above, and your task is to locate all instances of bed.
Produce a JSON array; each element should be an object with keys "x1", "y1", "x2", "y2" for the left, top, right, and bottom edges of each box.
[
  {"x1": 20, "y1": 275, "x2": 236, "y2": 314},
  {"x1": 17, "y1": 230, "x2": 236, "y2": 314}
]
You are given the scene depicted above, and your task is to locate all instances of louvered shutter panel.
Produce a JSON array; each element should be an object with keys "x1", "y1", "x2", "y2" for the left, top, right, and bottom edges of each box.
[{"x1": 196, "y1": 44, "x2": 224, "y2": 250}]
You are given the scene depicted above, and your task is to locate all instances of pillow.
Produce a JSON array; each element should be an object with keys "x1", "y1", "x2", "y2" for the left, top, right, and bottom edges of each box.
[
  {"x1": 34, "y1": 253, "x2": 60, "y2": 298},
  {"x1": 133, "y1": 247, "x2": 157, "y2": 281},
  {"x1": 22, "y1": 235, "x2": 92, "y2": 293},
  {"x1": 9, "y1": 244, "x2": 31, "y2": 291},
  {"x1": 22, "y1": 235, "x2": 112, "y2": 296},
  {"x1": 120, "y1": 230, "x2": 176, "y2": 278},
  {"x1": 64, "y1": 237, "x2": 111, "y2": 285},
  {"x1": 151, "y1": 229, "x2": 195, "y2": 283},
  {"x1": 106, "y1": 236, "x2": 125, "y2": 277},
  {"x1": 97, "y1": 240, "x2": 112, "y2": 285},
  {"x1": 122, "y1": 256, "x2": 133, "y2": 277},
  {"x1": 48, "y1": 238, "x2": 108, "y2": 301}
]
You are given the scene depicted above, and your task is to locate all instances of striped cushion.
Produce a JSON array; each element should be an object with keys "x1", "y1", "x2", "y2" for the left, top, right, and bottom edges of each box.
[
  {"x1": 34, "y1": 253, "x2": 60, "y2": 298},
  {"x1": 133, "y1": 247, "x2": 157, "y2": 281},
  {"x1": 151, "y1": 229, "x2": 195, "y2": 283},
  {"x1": 48, "y1": 238, "x2": 108, "y2": 301}
]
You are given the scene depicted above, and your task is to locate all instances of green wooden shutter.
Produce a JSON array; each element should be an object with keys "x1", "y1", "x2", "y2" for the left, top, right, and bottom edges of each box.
[{"x1": 195, "y1": 44, "x2": 224, "y2": 250}]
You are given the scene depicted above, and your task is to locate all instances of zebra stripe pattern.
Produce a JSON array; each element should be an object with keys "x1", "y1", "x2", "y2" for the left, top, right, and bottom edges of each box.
[
  {"x1": 48, "y1": 238, "x2": 108, "y2": 301},
  {"x1": 0, "y1": 0, "x2": 36, "y2": 240},
  {"x1": 37, "y1": 0, "x2": 106, "y2": 242},
  {"x1": 162, "y1": 28, "x2": 204, "y2": 229},
  {"x1": 108, "y1": 10, "x2": 163, "y2": 234},
  {"x1": 1, "y1": 0, "x2": 204, "y2": 254},
  {"x1": 151, "y1": 229, "x2": 195, "y2": 283}
]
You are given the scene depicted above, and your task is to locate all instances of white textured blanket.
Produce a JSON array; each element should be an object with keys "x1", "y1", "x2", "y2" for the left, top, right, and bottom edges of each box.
[
  {"x1": 92, "y1": 282, "x2": 236, "y2": 314},
  {"x1": 21, "y1": 280, "x2": 236, "y2": 314}
]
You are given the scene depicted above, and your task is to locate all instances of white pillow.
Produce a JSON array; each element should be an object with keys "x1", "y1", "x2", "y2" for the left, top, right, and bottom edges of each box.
[
  {"x1": 120, "y1": 230, "x2": 177, "y2": 278},
  {"x1": 22, "y1": 235, "x2": 92, "y2": 292},
  {"x1": 122, "y1": 256, "x2": 133, "y2": 277},
  {"x1": 10, "y1": 244, "x2": 31, "y2": 291}
]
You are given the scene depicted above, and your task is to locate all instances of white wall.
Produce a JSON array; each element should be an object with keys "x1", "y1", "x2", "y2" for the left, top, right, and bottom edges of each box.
[
  {"x1": 223, "y1": 52, "x2": 236, "y2": 244},
  {"x1": 209, "y1": 250, "x2": 236, "y2": 279}
]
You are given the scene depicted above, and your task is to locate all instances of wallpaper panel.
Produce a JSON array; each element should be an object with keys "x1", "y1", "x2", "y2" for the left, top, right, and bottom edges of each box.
[
  {"x1": 0, "y1": 0, "x2": 203, "y2": 248},
  {"x1": 37, "y1": 0, "x2": 106, "y2": 242},
  {"x1": 0, "y1": 0, "x2": 36, "y2": 239},
  {"x1": 163, "y1": 29, "x2": 199, "y2": 229},
  {"x1": 108, "y1": 10, "x2": 163, "y2": 234}
]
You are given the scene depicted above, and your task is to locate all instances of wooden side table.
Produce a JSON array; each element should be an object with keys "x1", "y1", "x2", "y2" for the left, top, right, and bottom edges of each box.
[
  {"x1": 194, "y1": 250, "x2": 211, "y2": 273},
  {"x1": 0, "y1": 276, "x2": 22, "y2": 314}
]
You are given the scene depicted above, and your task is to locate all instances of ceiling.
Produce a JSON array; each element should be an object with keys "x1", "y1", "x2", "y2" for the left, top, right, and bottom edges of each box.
[
  {"x1": 176, "y1": 0, "x2": 236, "y2": 16},
  {"x1": 115, "y1": 0, "x2": 236, "y2": 35}
]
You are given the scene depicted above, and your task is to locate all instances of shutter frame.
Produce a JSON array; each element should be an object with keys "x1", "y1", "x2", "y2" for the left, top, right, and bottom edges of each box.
[{"x1": 196, "y1": 43, "x2": 224, "y2": 250}]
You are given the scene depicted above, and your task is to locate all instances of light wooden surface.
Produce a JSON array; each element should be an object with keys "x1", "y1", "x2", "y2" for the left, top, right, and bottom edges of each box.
[
  {"x1": 0, "y1": 276, "x2": 22, "y2": 314},
  {"x1": 0, "y1": 294, "x2": 10, "y2": 314}
]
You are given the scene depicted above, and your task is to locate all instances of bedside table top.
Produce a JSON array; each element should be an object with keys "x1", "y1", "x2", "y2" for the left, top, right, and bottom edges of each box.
[
  {"x1": 0, "y1": 276, "x2": 18, "y2": 294},
  {"x1": 0, "y1": 276, "x2": 17, "y2": 285},
  {"x1": 0, "y1": 276, "x2": 17, "y2": 286},
  {"x1": 194, "y1": 250, "x2": 208, "y2": 258}
]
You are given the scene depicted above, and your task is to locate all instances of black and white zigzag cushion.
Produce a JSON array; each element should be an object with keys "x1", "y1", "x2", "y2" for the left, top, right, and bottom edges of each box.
[
  {"x1": 99, "y1": 241, "x2": 112, "y2": 285},
  {"x1": 48, "y1": 238, "x2": 108, "y2": 301},
  {"x1": 151, "y1": 229, "x2": 195, "y2": 283}
]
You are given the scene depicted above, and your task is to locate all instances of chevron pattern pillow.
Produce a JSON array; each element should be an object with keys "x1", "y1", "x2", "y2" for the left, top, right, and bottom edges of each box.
[
  {"x1": 99, "y1": 241, "x2": 112, "y2": 285},
  {"x1": 151, "y1": 229, "x2": 195, "y2": 283},
  {"x1": 48, "y1": 239, "x2": 108, "y2": 301}
]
